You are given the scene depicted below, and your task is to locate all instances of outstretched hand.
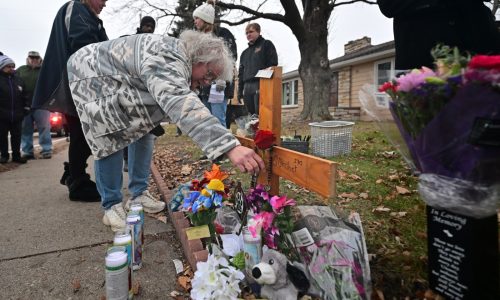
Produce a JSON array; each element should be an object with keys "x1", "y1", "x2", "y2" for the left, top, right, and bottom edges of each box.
[{"x1": 226, "y1": 145, "x2": 265, "y2": 174}]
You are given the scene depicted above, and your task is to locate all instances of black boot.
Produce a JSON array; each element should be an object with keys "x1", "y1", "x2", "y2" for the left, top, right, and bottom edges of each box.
[
  {"x1": 67, "y1": 174, "x2": 101, "y2": 202},
  {"x1": 12, "y1": 155, "x2": 27, "y2": 164},
  {"x1": 60, "y1": 162, "x2": 71, "y2": 185}
]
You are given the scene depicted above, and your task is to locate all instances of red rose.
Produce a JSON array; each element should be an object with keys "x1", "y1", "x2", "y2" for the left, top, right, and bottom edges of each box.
[
  {"x1": 254, "y1": 129, "x2": 275, "y2": 149},
  {"x1": 468, "y1": 55, "x2": 500, "y2": 71},
  {"x1": 378, "y1": 81, "x2": 397, "y2": 93},
  {"x1": 214, "y1": 222, "x2": 224, "y2": 234}
]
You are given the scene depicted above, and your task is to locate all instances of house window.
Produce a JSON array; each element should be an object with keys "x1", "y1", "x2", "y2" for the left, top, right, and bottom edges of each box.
[
  {"x1": 374, "y1": 59, "x2": 395, "y2": 108},
  {"x1": 330, "y1": 72, "x2": 339, "y2": 107},
  {"x1": 282, "y1": 80, "x2": 299, "y2": 106}
]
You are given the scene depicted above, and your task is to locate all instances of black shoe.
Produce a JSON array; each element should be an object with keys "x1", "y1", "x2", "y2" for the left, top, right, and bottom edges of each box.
[
  {"x1": 60, "y1": 162, "x2": 71, "y2": 185},
  {"x1": 22, "y1": 154, "x2": 36, "y2": 160},
  {"x1": 68, "y1": 175, "x2": 101, "y2": 202},
  {"x1": 12, "y1": 156, "x2": 28, "y2": 164},
  {"x1": 0, "y1": 157, "x2": 8, "y2": 164}
]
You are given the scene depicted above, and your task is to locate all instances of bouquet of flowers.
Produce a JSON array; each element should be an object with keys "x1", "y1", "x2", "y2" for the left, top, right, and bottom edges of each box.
[
  {"x1": 181, "y1": 164, "x2": 230, "y2": 252},
  {"x1": 190, "y1": 253, "x2": 245, "y2": 300},
  {"x1": 373, "y1": 45, "x2": 500, "y2": 218},
  {"x1": 245, "y1": 184, "x2": 297, "y2": 258}
]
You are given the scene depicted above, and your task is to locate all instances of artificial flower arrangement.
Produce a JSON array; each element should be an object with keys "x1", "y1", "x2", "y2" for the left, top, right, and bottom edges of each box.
[
  {"x1": 180, "y1": 164, "x2": 230, "y2": 253},
  {"x1": 246, "y1": 184, "x2": 297, "y2": 258},
  {"x1": 376, "y1": 45, "x2": 500, "y2": 218},
  {"x1": 190, "y1": 253, "x2": 245, "y2": 300}
]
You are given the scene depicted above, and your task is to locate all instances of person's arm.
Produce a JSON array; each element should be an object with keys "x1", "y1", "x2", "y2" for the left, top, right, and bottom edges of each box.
[
  {"x1": 141, "y1": 42, "x2": 264, "y2": 173},
  {"x1": 264, "y1": 40, "x2": 278, "y2": 68}
]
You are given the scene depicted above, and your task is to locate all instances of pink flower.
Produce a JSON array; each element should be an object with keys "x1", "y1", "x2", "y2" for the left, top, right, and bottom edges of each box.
[
  {"x1": 269, "y1": 195, "x2": 296, "y2": 214},
  {"x1": 396, "y1": 67, "x2": 436, "y2": 92},
  {"x1": 248, "y1": 212, "x2": 275, "y2": 237}
]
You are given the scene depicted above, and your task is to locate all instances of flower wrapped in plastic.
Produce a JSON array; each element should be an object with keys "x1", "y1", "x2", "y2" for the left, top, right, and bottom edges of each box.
[{"x1": 363, "y1": 45, "x2": 500, "y2": 218}]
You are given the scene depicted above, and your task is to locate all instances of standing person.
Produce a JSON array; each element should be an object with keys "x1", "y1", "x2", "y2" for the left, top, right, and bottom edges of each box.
[
  {"x1": 122, "y1": 15, "x2": 164, "y2": 172},
  {"x1": 377, "y1": 0, "x2": 500, "y2": 70},
  {"x1": 67, "y1": 30, "x2": 265, "y2": 232},
  {"x1": 238, "y1": 23, "x2": 278, "y2": 116},
  {"x1": 17, "y1": 51, "x2": 52, "y2": 160},
  {"x1": 192, "y1": 0, "x2": 238, "y2": 127},
  {"x1": 32, "y1": 0, "x2": 108, "y2": 202},
  {"x1": 0, "y1": 55, "x2": 28, "y2": 164}
]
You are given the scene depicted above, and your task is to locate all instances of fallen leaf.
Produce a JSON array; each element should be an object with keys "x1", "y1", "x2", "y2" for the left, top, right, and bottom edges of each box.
[
  {"x1": 337, "y1": 169, "x2": 348, "y2": 179},
  {"x1": 396, "y1": 186, "x2": 411, "y2": 195},
  {"x1": 155, "y1": 215, "x2": 167, "y2": 223},
  {"x1": 390, "y1": 211, "x2": 408, "y2": 218},
  {"x1": 402, "y1": 250, "x2": 411, "y2": 256},
  {"x1": 373, "y1": 206, "x2": 391, "y2": 213},
  {"x1": 178, "y1": 276, "x2": 191, "y2": 291},
  {"x1": 339, "y1": 192, "x2": 357, "y2": 199},
  {"x1": 349, "y1": 174, "x2": 362, "y2": 180},
  {"x1": 359, "y1": 192, "x2": 369, "y2": 199},
  {"x1": 170, "y1": 290, "x2": 183, "y2": 298},
  {"x1": 388, "y1": 174, "x2": 399, "y2": 181},
  {"x1": 132, "y1": 280, "x2": 141, "y2": 295},
  {"x1": 181, "y1": 164, "x2": 192, "y2": 175},
  {"x1": 375, "y1": 179, "x2": 383, "y2": 184},
  {"x1": 72, "y1": 278, "x2": 81, "y2": 293}
]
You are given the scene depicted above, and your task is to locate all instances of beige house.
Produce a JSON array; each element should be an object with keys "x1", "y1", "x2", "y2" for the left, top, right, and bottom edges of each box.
[{"x1": 281, "y1": 37, "x2": 396, "y2": 121}]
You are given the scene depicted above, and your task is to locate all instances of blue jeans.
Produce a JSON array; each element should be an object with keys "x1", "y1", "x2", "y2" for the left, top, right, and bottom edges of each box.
[
  {"x1": 210, "y1": 98, "x2": 228, "y2": 127},
  {"x1": 95, "y1": 134, "x2": 154, "y2": 210},
  {"x1": 21, "y1": 109, "x2": 52, "y2": 155}
]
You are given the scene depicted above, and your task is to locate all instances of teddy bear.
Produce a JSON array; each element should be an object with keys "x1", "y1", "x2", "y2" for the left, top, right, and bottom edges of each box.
[{"x1": 251, "y1": 249, "x2": 310, "y2": 300}]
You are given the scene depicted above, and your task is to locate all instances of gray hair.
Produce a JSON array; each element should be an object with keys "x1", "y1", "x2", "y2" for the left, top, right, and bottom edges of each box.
[{"x1": 179, "y1": 30, "x2": 234, "y2": 82}]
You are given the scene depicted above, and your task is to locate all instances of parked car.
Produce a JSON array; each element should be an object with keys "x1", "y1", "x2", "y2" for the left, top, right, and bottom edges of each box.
[{"x1": 49, "y1": 112, "x2": 67, "y2": 137}]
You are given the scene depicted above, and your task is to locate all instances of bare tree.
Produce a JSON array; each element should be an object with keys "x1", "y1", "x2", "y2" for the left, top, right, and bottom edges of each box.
[{"x1": 110, "y1": 0, "x2": 378, "y2": 120}]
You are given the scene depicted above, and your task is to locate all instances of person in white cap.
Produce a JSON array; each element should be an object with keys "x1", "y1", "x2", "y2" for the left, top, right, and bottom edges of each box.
[
  {"x1": 0, "y1": 55, "x2": 29, "y2": 164},
  {"x1": 192, "y1": 0, "x2": 238, "y2": 133}
]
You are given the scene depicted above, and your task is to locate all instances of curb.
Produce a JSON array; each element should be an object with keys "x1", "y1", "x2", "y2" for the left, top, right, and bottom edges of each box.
[{"x1": 150, "y1": 163, "x2": 208, "y2": 271}]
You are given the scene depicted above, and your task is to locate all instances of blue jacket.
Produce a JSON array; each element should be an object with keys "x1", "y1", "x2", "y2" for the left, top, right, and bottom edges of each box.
[{"x1": 32, "y1": 0, "x2": 108, "y2": 114}]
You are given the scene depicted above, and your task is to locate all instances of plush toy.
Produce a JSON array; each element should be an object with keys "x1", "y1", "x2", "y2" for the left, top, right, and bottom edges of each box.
[{"x1": 251, "y1": 249, "x2": 310, "y2": 300}]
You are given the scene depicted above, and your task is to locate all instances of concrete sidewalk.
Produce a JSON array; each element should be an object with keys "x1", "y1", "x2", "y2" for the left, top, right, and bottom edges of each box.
[{"x1": 0, "y1": 144, "x2": 182, "y2": 299}]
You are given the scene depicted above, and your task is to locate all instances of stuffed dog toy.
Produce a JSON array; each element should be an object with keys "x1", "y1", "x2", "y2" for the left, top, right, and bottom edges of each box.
[{"x1": 251, "y1": 249, "x2": 310, "y2": 300}]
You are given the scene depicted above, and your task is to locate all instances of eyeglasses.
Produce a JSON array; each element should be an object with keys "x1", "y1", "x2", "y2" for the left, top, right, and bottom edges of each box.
[{"x1": 204, "y1": 68, "x2": 217, "y2": 82}]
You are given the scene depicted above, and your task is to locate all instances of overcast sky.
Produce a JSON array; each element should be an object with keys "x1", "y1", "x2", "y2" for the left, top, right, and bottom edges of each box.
[{"x1": 0, "y1": 1, "x2": 393, "y2": 73}]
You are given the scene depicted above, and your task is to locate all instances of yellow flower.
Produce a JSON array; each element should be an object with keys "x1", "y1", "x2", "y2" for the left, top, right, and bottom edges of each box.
[
  {"x1": 207, "y1": 179, "x2": 225, "y2": 192},
  {"x1": 201, "y1": 188, "x2": 210, "y2": 197}
]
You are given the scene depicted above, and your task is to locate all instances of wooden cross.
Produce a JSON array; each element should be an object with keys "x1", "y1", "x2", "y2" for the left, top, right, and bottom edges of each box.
[{"x1": 236, "y1": 66, "x2": 337, "y2": 199}]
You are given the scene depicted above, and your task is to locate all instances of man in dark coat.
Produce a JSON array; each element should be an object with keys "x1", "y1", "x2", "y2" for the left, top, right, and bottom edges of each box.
[
  {"x1": 17, "y1": 51, "x2": 53, "y2": 160},
  {"x1": 238, "y1": 23, "x2": 278, "y2": 116},
  {"x1": 32, "y1": 0, "x2": 108, "y2": 202},
  {"x1": 0, "y1": 55, "x2": 28, "y2": 164},
  {"x1": 377, "y1": 0, "x2": 500, "y2": 70}
]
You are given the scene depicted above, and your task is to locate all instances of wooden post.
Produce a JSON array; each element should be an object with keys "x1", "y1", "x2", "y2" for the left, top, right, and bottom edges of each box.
[{"x1": 236, "y1": 66, "x2": 337, "y2": 199}]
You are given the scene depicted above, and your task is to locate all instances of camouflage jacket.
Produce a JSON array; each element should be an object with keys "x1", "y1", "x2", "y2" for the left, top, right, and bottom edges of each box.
[{"x1": 67, "y1": 34, "x2": 239, "y2": 160}]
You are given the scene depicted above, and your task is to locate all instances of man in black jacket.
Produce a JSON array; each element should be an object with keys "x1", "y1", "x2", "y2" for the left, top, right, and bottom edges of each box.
[
  {"x1": 377, "y1": 0, "x2": 500, "y2": 70},
  {"x1": 238, "y1": 23, "x2": 278, "y2": 116}
]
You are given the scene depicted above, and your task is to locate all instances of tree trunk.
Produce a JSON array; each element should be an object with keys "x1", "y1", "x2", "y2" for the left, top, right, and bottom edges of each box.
[{"x1": 298, "y1": 0, "x2": 333, "y2": 121}]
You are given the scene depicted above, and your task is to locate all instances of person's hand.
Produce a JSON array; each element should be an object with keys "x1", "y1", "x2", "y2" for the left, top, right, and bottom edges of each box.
[{"x1": 225, "y1": 145, "x2": 265, "y2": 174}]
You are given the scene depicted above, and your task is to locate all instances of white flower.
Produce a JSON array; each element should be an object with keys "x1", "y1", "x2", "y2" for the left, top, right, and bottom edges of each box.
[{"x1": 190, "y1": 254, "x2": 245, "y2": 300}]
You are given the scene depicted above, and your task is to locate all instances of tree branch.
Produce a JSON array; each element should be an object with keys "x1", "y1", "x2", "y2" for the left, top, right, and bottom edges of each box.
[
  {"x1": 216, "y1": 1, "x2": 286, "y2": 22},
  {"x1": 329, "y1": 0, "x2": 377, "y2": 10}
]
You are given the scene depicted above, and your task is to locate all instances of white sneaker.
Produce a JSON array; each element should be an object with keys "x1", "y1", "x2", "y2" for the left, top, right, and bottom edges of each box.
[
  {"x1": 125, "y1": 190, "x2": 165, "y2": 213},
  {"x1": 102, "y1": 203, "x2": 127, "y2": 232}
]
